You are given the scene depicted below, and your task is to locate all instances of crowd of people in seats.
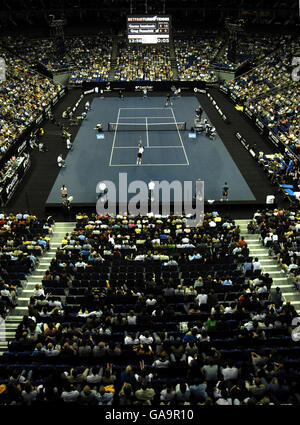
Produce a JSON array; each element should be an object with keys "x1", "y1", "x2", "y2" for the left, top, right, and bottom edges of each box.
[
  {"x1": 174, "y1": 35, "x2": 220, "y2": 82},
  {"x1": 0, "y1": 212, "x2": 299, "y2": 405},
  {"x1": 0, "y1": 213, "x2": 52, "y2": 319},
  {"x1": 68, "y1": 35, "x2": 112, "y2": 84},
  {"x1": 257, "y1": 151, "x2": 299, "y2": 195},
  {"x1": 114, "y1": 43, "x2": 172, "y2": 81},
  {"x1": 252, "y1": 80, "x2": 300, "y2": 153},
  {"x1": 214, "y1": 34, "x2": 284, "y2": 71},
  {"x1": 0, "y1": 46, "x2": 61, "y2": 156},
  {"x1": 2, "y1": 36, "x2": 70, "y2": 72},
  {"x1": 250, "y1": 208, "x2": 300, "y2": 291},
  {"x1": 223, "y1": 36, "x2": 299, "y2": 151}
]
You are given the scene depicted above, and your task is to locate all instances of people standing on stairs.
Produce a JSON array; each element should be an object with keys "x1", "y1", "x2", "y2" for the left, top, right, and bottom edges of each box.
[
  {"x1": 252, "y1": 257, "x2": 262, "y2": 274},
  {"x1": 268, "y1": 287, "x2": 283, "y2": 308}
]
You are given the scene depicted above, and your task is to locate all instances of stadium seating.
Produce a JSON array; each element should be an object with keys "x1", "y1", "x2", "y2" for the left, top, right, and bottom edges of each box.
[
  {"x1": 0, "y1": 213, "x2": 52, "y2": 319},
  {"x1": 1, "y1": 212, "x2": 299, "y2": 405}
]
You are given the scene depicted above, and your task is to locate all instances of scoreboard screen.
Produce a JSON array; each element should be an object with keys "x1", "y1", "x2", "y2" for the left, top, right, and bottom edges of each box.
[{"x1": 127, "y1": 15, "x2": 171, "y2": 44}]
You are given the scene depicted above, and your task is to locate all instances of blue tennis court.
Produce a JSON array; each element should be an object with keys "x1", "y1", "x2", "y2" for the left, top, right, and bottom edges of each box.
[
  {"x1": 110, "y1": 107, "x2": 189, "y2": 166},
  {"x1": 46, "y1": 95, "x2": 255, "y2": 205}
]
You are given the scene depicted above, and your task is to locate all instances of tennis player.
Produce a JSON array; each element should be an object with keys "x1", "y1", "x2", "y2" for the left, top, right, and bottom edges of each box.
[
  {"x1": 165, "y1": 93, "x2": 173, "y2": 107},
  {"x1": 136, "y1": 142, "x2": 145, "y2": 165}
]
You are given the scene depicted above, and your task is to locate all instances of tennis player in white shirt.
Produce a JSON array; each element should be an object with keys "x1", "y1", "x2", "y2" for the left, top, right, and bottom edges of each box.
[{"x1": 136, "y1": 142, "x2": 144, "y2": 165}]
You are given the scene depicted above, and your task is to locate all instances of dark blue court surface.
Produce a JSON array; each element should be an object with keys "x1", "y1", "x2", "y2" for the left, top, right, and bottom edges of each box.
[{"x1": 46, "y1": 95, "x2": 255, "y2": 205}]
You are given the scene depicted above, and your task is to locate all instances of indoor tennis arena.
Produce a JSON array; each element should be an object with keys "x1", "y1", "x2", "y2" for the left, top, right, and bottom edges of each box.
[{"x1": 0, "y1": 0, "x2": 299, "y2": 419}]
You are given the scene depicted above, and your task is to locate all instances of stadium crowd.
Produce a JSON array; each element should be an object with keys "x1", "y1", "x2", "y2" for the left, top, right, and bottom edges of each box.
[
  {"x1": 114, "y1": 43, "x2": 172, "y2": 81},
  {"x1": 223, "y1": 35, "x2": 299, "y2": 155},
  {"x1": 2, "y1": 36, "x2": 70, "y2": 72},
  {"x1": 250, "y1": 208, "x2": 300, "y2": 291},
  {"x1": 214, "y1": 34, "x2": 284, "y2": 71},
  {"x1": 68, "y1": 35, "x2": 112, "y2": 84},
  {"x1": 0, "y1": 46, "x2": 61, "y2": 156},
  {"x1": 0, "y1": 212, "x2": 52, "y2": 319},
  {"x1": 0, "y1": 212, "x2": 299, "y2": 406},
  {"x1": 174, "y1": 36, "x2": 220, "y2": 82}
]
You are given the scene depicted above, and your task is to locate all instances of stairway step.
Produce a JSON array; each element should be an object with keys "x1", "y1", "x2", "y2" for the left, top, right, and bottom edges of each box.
[
  {"x1": 28, "y1": 274, "x2": 44, "y2": 278},
  {"x1": 53, "y1": 231, "x2": 70, "y2": 234},
  {"x1": 247, "y1": 244, "x2": 263, "y2": 247},
  {"x1": 55, "y1": 222, "x2": 76, "y2": 225},
  {"x1": 6, "y1": 316, "x2": 23, "y2": 320},
  {"x1": 276, "y1": 285, "x2": 294, "y2": 290},
  {"x1": 264, "y1": 271, "x2": 284, "y2": 274},
  {"x1": 259, "y1": 259, "x2": 276, "y2": 263}
]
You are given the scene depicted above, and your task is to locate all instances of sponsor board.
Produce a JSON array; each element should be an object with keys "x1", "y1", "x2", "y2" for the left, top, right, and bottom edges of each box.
[
  {"x1": 135, "y1": 85, "x2": 153, "y2": 91},
  {"x1": 220, "y1": 85, "x2": 228, "y2": 94},
  {"x1": 244, "y1": 108, "x2": 253, "y2": 119},
  {"x1": 255, "y1": 118, "x2": 265, "y2": 134},
  {"x1": 52, "y1": 96, "x2": 58, "y2": 105},
  {"x1": 17, "y1": 140, "x2": 27, "y2": 154},
  {"x1": 236, "y1": 132, "x2": 249, "y2": 151},
  {"x1": 6, "y1": 174, "x2": 19, "y2": 198},
  {"x1": 23, "y1": 156, "x2": 31, "y2": 171},
  {"x1": 268, "y1": 130, "x2": 279, "y2": 147},
  {"x1": 36, "y1": 114, "x2": 43, "y2": 125}
]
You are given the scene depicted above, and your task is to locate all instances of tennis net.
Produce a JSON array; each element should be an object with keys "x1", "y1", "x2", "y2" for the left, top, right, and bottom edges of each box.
[{"x1": 107, "y1": 121, "x2": 186, "y2": 132}]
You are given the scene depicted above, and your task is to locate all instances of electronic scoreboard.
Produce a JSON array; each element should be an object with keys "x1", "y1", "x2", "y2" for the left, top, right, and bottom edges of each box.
[{"x1": 127, "y1": 15, "x2": 171, "y2": 44}]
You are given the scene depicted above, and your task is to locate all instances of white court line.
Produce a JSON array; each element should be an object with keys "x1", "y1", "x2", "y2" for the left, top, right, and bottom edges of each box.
[
  {"x1": 109, "y1": 163, "x2": 188, "y2": 167},
  {"x1": 118, "y1": 116, "x2": 174, "y2": 119},
  {"x1": 116, "y1": 145, "x2": 183, "y2": 149},
  {"x1": 119, "y1": 108, "x2": 172, "y2": 110},
  {"x1": 109, "y1": 108, "x2": 120, "y2": 166},
  {"x1": 146, "y1": 117, "x2": 149, "y2": 148},
  {"x1": 170, "y1": 107, "x2": 189, "y2": 166}
]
